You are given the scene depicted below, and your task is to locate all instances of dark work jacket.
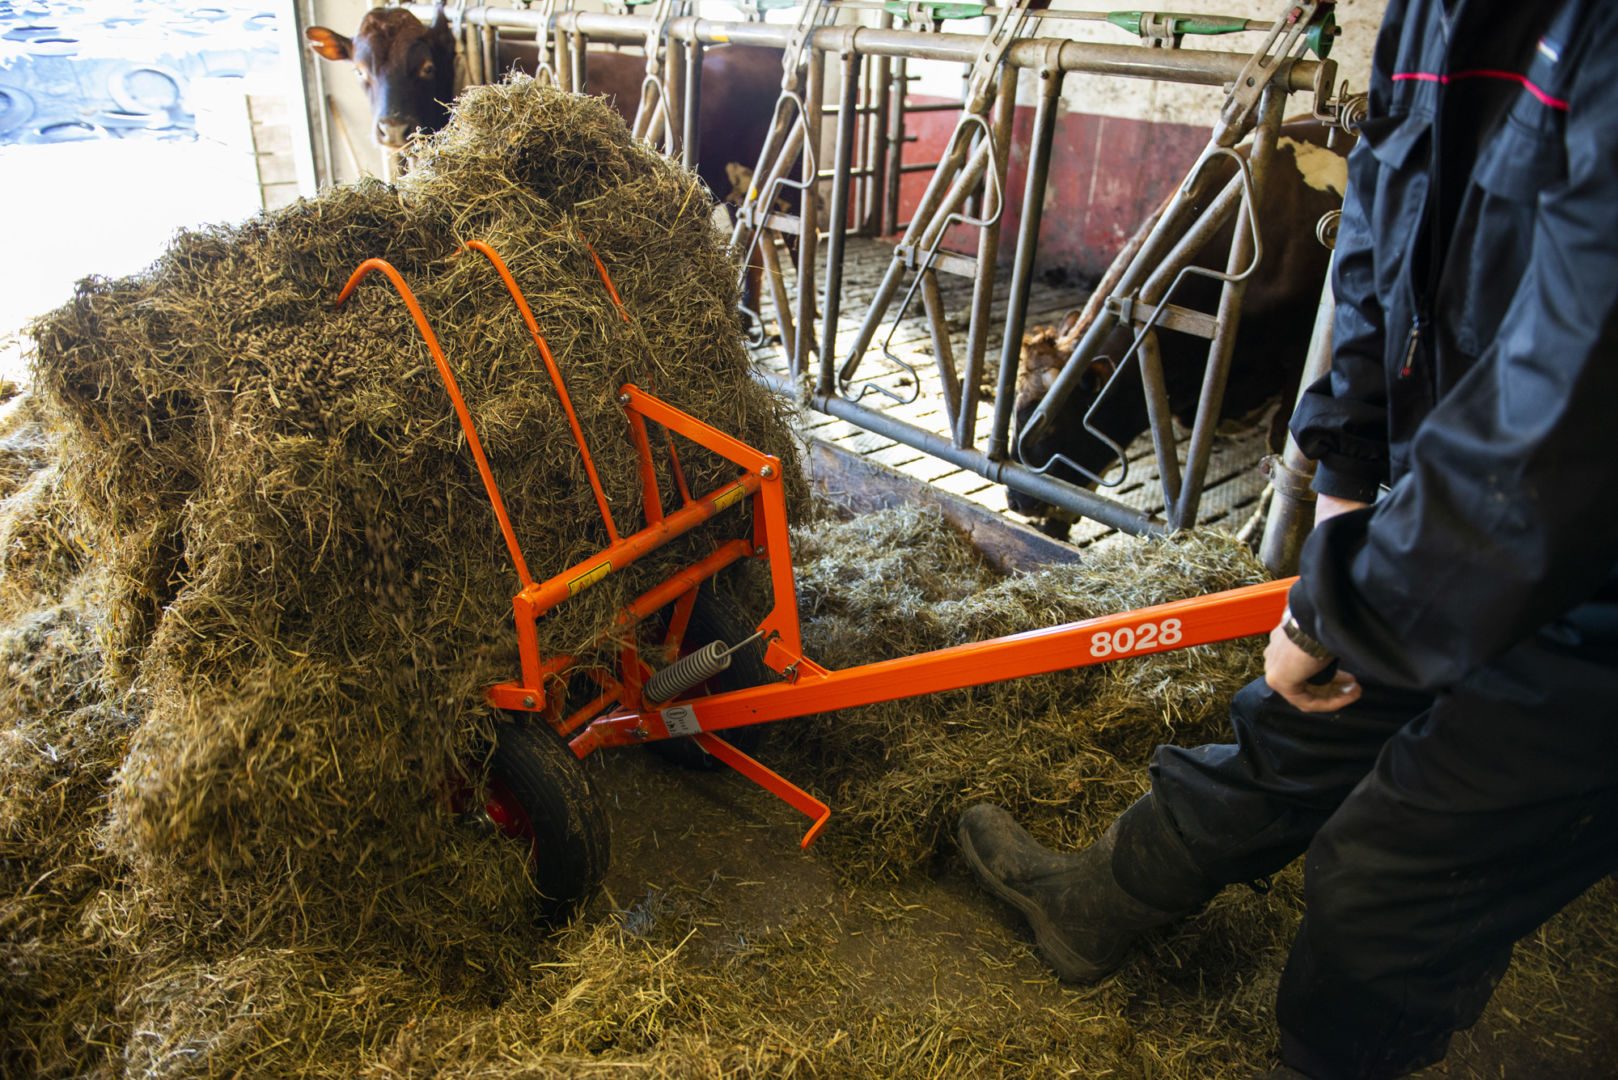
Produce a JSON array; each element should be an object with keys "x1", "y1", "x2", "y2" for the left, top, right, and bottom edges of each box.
[{"x1": 1287, "y1": 0, "x2": 1618, "y2": 692}]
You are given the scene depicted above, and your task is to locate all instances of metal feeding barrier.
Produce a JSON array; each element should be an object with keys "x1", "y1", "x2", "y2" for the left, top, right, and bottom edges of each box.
[
  {"x1": 406, "y1": 0, "x2": 1361, "y2": 553},
  {"x1": 335, "y1": 236, "x2": 1296, "y2": 913}
]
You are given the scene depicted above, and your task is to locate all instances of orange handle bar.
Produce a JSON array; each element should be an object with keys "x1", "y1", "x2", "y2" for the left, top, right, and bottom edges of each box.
[{"x1": 571, "y1": 577, "x2": 1296, "y2": 755}]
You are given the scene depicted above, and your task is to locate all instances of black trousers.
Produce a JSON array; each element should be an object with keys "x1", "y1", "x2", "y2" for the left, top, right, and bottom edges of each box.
[{"x1": 1148, "y1": 623, "x2": 1618, "y2": 1079}]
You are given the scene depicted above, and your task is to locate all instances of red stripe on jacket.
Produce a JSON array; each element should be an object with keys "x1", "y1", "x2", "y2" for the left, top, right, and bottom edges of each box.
[{"x1": 1392, "y1": 69, "x2": 1570, "y2": 111}]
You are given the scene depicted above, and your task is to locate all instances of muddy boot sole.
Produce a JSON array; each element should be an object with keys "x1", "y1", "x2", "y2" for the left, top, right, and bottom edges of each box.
[{"x1": 956, "y1": 820, "x2": 1119, "y2": 983}]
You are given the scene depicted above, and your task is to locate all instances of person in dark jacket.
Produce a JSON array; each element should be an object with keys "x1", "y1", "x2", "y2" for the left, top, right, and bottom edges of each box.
[{"x1": 958, "y1": 1, "x2": 1618, "y2": 1076}]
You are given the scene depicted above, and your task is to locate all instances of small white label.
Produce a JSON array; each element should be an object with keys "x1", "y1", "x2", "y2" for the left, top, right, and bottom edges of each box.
[{"x1": 662, "y1": 704, "x2": 701, "y2": 737}]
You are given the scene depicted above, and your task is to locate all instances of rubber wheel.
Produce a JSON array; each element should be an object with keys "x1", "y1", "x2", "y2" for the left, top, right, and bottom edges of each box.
[
  {"x1": 487, "y1": 719, "x2": 610, "y2": 922},
  {"x1": 648, "y1": 590, "x2": 770, "y2": 770}
]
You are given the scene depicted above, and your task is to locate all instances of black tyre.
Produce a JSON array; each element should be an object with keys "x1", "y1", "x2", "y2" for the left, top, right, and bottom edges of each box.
[
  {"x1": 647, "y1": 590, "x2": 770, "y2": 769},
  {"x1": 487, "y1": 718, "x2": 610, "y2": 922}
]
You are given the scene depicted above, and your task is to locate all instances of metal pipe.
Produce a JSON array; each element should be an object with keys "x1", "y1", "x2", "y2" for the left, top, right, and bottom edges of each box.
[
  {"x1": 794, "y1": 49, "x2": 825, "y2": 382},
  {"x1": 883, "y1": 55, "x2": 908, "y2": 235},
  {"x1": 839, "y1": 117, "x2": 979, "y2": 382},
  {"x1": 410, "y1": 8, "x2": 1321, "y2": 90},
  {"x1": 301, "y1": 0, "x2": 335, "y2": 187},
  {"x1": 758, "y1": 372, "x2": 1167, "y2": 536},
  {"x1": 820, "y1": 47, "x2": 862, "y2": 395},
  {"x1": 989, "y1": 48, "x2": 1063, "y2": 462},
  {"x1": 1172, "y1": 85, "x2": 1284, "y2": 528},
  {"x1": 916, "y1": 136, "x2": 993, "y2": 253},
  {"x1": 463, "y1": 10, "x2": 485, "y2": 86},
  {"x1": 681, "y1": 36, "x2": 702, "y2": 171},
  {"x1": 956, "y1": 63, "x2": 1017, "y2": 449},
  {"x1": 1092, "y1": 172, "x2": 1243, "y2": 511},
  {"x1": 921, "y1": 269, "x2": 960, "y2": 418},
  {"x1": 1136, "y1": 329, "x2": 1181, "y2": 506},
  {"x1": 1138, "y1": 173, "x2": 1242, "y2": 304},
  {"x1": 568, "y1": 25, "x2": 586, "y2": 91},
  {"x1": 759, "y1": 234, "x2": 797, "y2": 366},
  {"x1": 665, "y1": 33, "x2": 685, "y2": 159},
  {"x1": 553, "y1": 10, "x2": 569, "y2": 87},
  {"x1": 1020, "y1": 125, "x2": 1253, "y2": 451},
  {"x1": 867, "y1": 37, "x2": 893, "y2": 234},
  {"x1": 1260, "y1": 264, "x2": 1335, "y2": 575}
]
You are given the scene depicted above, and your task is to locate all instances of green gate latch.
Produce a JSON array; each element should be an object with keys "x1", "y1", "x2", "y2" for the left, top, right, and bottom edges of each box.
[
  {"x1": 884, "y1": 0, "x2": 991, "y2": 23},
  {"x1": 1107, "y1": 9, "x2": 1337, "y2": 59},
  {"x1": 1106, "y1": 10, "x2": 1249, "y2": 37}
]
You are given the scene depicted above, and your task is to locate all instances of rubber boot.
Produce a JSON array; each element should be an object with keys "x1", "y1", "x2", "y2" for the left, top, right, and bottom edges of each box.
[{"x1": 956, "y1": 795, "x2": 1217, "y2": 982}]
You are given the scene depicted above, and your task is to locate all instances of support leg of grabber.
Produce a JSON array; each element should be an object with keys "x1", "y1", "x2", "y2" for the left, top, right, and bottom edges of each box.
[{"x1": 693, "y1": 732, "x2": 830, "y2": 849}]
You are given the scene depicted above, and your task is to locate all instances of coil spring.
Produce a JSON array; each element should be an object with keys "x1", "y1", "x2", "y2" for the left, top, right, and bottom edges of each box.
[
  {"x1": 1315, "y1": 209, "x2": 1342, "y2": 251},
  {"x1": 646, "y1": 639, "x2": 733, "y2": 703}
]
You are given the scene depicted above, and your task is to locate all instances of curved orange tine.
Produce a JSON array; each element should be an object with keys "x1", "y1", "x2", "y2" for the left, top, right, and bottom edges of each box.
[
  {"x1": 335, "y1": 258, "x2": 535, "y2": 590},
  {"x1": 460, "y1": 241, "x2": 621, "y2": 545},
  {"x1": 580, "y1": 240, "x2": 631, "y2": 323},
  {"x1": 578, "y1": 239, "x2": 699, "y2": 507},
  {"x1": 578, "y1": 239, "x2": 671, "y2": 525}
]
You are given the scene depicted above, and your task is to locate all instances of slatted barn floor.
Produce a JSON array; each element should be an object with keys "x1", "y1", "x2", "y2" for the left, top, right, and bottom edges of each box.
[{"x1": 747, "y1": 235, "x2": 1274, "y2": 549}]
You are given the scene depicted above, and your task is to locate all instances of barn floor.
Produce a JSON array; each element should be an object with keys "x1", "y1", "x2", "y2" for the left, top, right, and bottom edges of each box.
[
  {"x1": 747, "y1": 234, "x2": 1274, "y2": 549},
  {"x1": 594, "y1": 748, "x2": 1618, "y2": 1078}
]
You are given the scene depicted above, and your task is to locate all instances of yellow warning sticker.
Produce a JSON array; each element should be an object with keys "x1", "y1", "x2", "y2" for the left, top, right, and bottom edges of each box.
[
  {"x1": 568, "y1": 561, "x2": 613, "y2": 596},
  {"x1": 713, "y1": 483, "x2": 747, "y2": 512}
]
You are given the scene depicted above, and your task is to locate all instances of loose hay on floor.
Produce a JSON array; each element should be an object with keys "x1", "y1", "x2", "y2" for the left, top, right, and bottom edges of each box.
[
  {"x1": 4, "y1": 77, "x2": 1616, "y2": 1078},
  {"x1": 778, "y1": 507, "x2": 1272, "y2": 877}
]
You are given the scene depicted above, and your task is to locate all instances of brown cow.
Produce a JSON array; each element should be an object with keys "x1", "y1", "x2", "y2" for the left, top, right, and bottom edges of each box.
[
  {"x1": 1010, "y1": 121, "x2": 1350, "y2": 538},
  {"x1": 307, "y1": 6, "x2": 455, "y2": 151}
]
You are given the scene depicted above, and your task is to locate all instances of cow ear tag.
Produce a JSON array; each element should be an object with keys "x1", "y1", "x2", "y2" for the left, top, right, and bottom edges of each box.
[{"x1": 306, "y1": 27, "x2": 353, "y2": 62}]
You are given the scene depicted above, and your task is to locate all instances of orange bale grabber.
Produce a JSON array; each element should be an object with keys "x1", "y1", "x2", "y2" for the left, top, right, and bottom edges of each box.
[{"x1": 336, "y1": 239, "x2": 1292, "y2": 862}]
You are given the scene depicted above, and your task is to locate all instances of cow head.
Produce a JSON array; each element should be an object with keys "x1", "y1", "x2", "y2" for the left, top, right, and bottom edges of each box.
[
  {"x1": 1009, "y1": 310, "x2": 1137, "y2": 535},
  {"x1": 307, "y1": 5, "x2": 456, "y2": 150}
]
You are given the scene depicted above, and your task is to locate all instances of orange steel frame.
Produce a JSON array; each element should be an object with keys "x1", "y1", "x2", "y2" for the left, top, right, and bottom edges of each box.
[{"x1": 338, "y1": 241, "x2": 1295, "y2": 850}]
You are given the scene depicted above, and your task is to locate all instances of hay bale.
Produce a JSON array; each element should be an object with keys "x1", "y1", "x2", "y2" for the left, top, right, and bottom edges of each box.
[
  {"x1": 7, "y1": 78, "x2": 803, "y2": 1074},
  {"x1": 25, "y1": 78, "x2": 801, "y2": 950},
  {"x1": 0, "y1": 576, "x2": 130, "y2": 1079},
  {"x1": 0, "y1": 396, "x2": 48, "y2": 504},
  {"x1": 0, "y1": 466, "x2": 87, "y2": 622}
]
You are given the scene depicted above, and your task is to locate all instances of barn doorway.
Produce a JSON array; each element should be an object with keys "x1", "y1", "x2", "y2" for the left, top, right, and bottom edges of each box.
[{"x1": 0, "y1": 0, "x2": 308, "y2": 393}]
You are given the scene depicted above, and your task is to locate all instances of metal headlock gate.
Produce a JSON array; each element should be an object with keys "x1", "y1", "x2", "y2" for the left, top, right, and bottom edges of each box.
[{"x1": 405, "y1": 1, "x2": 1361, "y2": 544}]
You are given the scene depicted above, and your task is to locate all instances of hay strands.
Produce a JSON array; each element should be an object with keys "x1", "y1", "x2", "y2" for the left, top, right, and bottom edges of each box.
[{"x1": 336, "y1": 237, "x2": 1295, "y2": 875}]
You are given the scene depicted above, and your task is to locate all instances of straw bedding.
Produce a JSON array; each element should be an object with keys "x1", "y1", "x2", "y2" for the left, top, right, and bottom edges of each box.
[{"x1": 3, "y1": 77, "x2": 1615, "y2": 1078}]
